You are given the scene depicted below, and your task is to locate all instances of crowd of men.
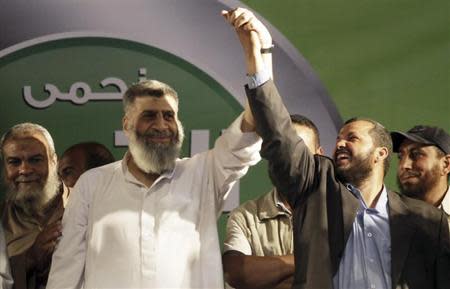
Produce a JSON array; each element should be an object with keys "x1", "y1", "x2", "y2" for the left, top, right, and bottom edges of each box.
[{"x1": 0, "y1": 7, "x2": 449, "y2": 289}]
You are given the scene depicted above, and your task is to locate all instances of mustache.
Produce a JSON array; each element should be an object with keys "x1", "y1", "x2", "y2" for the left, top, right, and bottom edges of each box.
[
  {"x1": 14, "y1": 175, "x2": 41, "y2": 183},
  {"x1": 399, "y1": 171, "x2": 420, "y2": 179},
  {"x1": 334, "y1": 148, "x2": 352, "y2": 157},
  {"x1": 138, "y1": 129, "x2": 175, "y2": 138}
]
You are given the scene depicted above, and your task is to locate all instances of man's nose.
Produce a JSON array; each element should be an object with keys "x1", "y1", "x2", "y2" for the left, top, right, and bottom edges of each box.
[
  {"x1": 153, "y1": 115, "x2": 169, "y2": 130},
  {"x1": 335, "y1": 139, "x2": 346, "y2": 149},
  {"x1": 18, "y1": 162, "x2": 33, "y2": 174},
  {"x1": 399, "y1": 156, "x2": 413, "y2": 170}
]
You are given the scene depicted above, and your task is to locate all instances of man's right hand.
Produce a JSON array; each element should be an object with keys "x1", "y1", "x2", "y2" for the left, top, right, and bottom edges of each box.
[
  {"x1": 222, "y1": 8, "x2": 273, "y2": 75},
  {"x1": 27, "y1": 221, "x2": 62, "y2": 271}
]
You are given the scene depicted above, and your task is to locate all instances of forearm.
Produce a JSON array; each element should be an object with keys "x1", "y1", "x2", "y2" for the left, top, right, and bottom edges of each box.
[
  {"x1": 223, "y1": 252, "x2": 294, "y2": 289},
  {"x1": 9, "y1": 254, "x2": 28, "y2": 289}
]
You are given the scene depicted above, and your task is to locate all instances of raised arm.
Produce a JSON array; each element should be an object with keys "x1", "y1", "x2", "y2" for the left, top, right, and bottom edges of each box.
[
  {"x1": 222, "y1": 8, "x2": 273, "y2": 133},
  {"x1": 222, "y1": 8, "x2": 317, "y2": 207}
]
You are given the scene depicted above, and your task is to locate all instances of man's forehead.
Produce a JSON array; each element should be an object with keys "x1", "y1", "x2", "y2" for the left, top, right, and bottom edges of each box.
[
  {"x1": 60, "y1": 148, "x2": 87, "y2": 168},
  {"x1": 5, "y1": 133, "x2": 48, "y2": 148},
  {"x1": 340, "y1": 120, "x2": 373, "y2": 135},
  {"x1": 399, "y1": 139, "x2": 437, "y2": 153},
  {"x1": 3, "y1": 136, "x2": 48, "y2": 158},
  {"x1": 134, "y1": 95, "x2": 178, "y2": 111}
]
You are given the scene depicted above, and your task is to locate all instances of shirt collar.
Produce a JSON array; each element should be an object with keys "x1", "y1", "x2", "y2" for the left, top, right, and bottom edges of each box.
[
  {"x1": 257, "y1": 188, "x2": 291, "y2": 220},
  {"x1": 346, "y1": 183, "x2": 389, "y2": 214},
  {"x1": 121, "y1": 151, "x2": 176, "y2": 187},
  {"x1": 439, "y1": 185, "x2": 450, "y2": 215}
]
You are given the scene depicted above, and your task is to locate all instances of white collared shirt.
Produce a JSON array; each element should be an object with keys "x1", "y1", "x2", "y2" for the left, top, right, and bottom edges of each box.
[
  {"x1": 438, "y1": 185, "x2": 450, "y2": 227},
  {"x1": 47, "y1": 114, "x2": 261, "y2": 289}
]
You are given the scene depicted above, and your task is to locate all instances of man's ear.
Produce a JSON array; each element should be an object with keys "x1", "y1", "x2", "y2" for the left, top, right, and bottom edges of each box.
[
  {"x1": 375, "y1": 147, "x2": 389, "y2": 163},
  {"x1": 316, "y1": 146, "x2": 325, "y2": 156},
  {"x1": 50, "y1": 152, "x2": 58, "y2": 167},
  {"x1": 442, "y1": 154, "x2": 450, "y2": 176},
  {"x1": 122, "y1": 115, "x2": 131, "y2": 136}
]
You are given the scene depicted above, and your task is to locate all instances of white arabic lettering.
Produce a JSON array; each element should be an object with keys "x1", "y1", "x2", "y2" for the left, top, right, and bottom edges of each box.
[{"x1": 22, "y1": 68, "x2": 146, "y2": 108}]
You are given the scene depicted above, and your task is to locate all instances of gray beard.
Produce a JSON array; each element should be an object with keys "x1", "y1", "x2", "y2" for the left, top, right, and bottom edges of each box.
[
  {"x1": 7, "y1": 167, "x2": 60, "y2": 218},
  {"x1": 128, "y1": 123, "x2": 184, "y2": 175}
]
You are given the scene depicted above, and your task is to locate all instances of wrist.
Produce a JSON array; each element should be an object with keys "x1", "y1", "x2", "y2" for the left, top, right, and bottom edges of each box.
[{"x1": 260, "y1": 44, "x2": 274, "y2": 54}]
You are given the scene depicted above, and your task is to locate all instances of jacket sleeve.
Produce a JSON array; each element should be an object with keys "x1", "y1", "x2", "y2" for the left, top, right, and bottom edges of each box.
[
  {"x1": 436, "y1": 211, "x2": 450, "y2": 289},
  {"x1": 245, "y1": 80, "x2": 319, "y2": 208}
]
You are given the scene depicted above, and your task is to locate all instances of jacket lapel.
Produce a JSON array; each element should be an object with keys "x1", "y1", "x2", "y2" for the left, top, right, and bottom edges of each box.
[
  {"x1": 388, "y1": 191, "x2": 417, "y2": 288},
  {"x1": 341, "y1": 187, "x2": 359, "y2": 247},
  {"x1": 329, "y1": 185, "x2": 359, "y2": 272}
]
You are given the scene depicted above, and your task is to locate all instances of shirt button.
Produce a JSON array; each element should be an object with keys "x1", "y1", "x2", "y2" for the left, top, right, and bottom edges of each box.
[
  {"x1": 367, "y1": 232, "x2": 373, "y2": 237},
  {"x1": 369, "y1": 258, "x2": 374, "y2": 263},
  {"x1": 142, "y1": 231, "x2": 152, "y2": 240}
]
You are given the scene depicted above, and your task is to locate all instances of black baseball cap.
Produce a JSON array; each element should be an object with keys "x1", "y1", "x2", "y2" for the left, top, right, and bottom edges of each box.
[{"x1": 391, "y1": 125, "x2": 450, "y2": 154}]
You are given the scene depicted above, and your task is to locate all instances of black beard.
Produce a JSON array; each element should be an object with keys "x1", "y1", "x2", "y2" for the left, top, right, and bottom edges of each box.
[
  {"x1": 335, "y1": 152, "x2": 373, "y2": 188},
  {"x1": 397, "y1": 164, "x2": 441, "y2": 200}
]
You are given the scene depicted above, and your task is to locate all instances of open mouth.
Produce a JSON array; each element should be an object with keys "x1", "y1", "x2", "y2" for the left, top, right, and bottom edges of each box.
[{"x1": 334, "y1": 150, "x2": 351, "y2": 164}]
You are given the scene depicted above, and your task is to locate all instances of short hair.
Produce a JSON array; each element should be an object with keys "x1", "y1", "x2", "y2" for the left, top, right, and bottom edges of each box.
[
  {"x1": 0, "y1": 122, "x2": 56, "y2": 160},
  {"x1": 344, "y1": 117, "x2": 393, "y2": 176},
  {"x1": 290, "y1": 114, "x2": 321, "y2": 148},
  {"x1": 433, "y1": 147, "x2": 450, "y2": 182},
  {"x1": 123, "y1": 80, "x2": 179, "y2": 114},
  {"x1": 62, "y1": 142, "x2": 115, "y2": 170}
]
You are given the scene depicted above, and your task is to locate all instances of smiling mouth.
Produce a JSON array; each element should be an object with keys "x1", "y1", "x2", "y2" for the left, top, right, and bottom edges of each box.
[
  {"x1": 147, "y1": 136, "x2": 172, "y2": 143},
  {"x1": 400, "y1": 174, "x2": 420, "y2": 181}
]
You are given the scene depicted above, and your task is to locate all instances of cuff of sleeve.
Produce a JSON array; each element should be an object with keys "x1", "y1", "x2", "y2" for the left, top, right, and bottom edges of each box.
[
  {"x1": 225, "y1": 113, "x2": 261, "y2": 150},
  {"x1": 246, "y1": 67, "x2": 271, "y2": 89}
]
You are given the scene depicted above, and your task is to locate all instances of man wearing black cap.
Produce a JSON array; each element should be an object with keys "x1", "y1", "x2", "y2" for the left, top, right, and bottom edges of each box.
[{"x1": 391, "y1": 125, "x2": 450, "y2": 225}]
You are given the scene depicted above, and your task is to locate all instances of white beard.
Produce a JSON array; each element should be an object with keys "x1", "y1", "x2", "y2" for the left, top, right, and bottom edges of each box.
[
  {"x1": 128, "y1": 120, "x2": 184, "y2": 174},
  {"x1": 7, "y1": 166, "x2": 60, "y2": 217}
]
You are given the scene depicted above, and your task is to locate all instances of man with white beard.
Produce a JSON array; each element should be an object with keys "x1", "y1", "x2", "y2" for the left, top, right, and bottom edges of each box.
[
  {"x1": 47, "y1": 79, "x2": 262, "y2": 289},
  {"x1": 0, "y1": 123, "x2": 66, "y2": 289}
]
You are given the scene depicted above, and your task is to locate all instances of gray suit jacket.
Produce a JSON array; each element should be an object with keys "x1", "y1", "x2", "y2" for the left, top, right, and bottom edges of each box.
[{"x1": 246, "y1": 80, "x2": 450, "y2": 289}]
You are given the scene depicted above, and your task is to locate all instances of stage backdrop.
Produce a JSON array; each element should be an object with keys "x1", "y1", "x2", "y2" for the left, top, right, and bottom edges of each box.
[{"x1": 1, "y1": 0, "x2": 448, "y2": 245}]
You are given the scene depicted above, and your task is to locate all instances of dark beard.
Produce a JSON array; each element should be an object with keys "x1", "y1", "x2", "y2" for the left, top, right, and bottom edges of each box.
[
  {"x1": 397, "y1": 164, "x2": 441, "y2": 199},
  {"x1": 336, "y1": 152, "x2": 373, "y2": 188}
]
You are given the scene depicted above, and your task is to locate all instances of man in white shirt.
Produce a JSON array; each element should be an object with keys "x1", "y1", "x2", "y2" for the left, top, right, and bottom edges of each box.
[
  {"x1": 391, "y1": 125, "x2": 450, "y2": 225},
  {"x1": 47, "y1": 79, "x2": 261, "y2": 289}
]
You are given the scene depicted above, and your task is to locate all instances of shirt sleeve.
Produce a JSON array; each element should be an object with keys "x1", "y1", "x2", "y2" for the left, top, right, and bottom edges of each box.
[
  {"x1": 209, "y1": 113, "x2": 262, "y2": 212},
  {"x1": 223, "y1": 210, "x2": 252, "y2": 255},
  {"x1": 246, "y1": 67, "x2": 271, "y2": 89},
  {"x1": 0, "y1": 226, "x2": 13, "y2": 289},
  {"x1": 46, "y1": 174, "x2": 91, "y2": 289}
]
